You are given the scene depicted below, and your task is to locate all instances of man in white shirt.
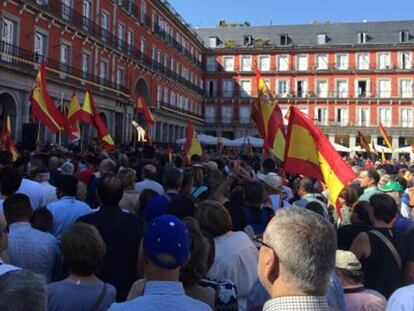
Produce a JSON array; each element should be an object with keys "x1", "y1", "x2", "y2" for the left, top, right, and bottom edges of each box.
[
  {"x1": 33, "y1": 167, "x2": 58, "y2": 205},
  {"x1": 135, "y1": 164, "x2": 164, "y2": 195}
]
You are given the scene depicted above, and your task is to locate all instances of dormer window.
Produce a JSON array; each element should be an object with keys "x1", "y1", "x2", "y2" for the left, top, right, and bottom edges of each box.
[
  {"x1": 208, "y1": 36, "x2": 218, "y2": 48},
  {"x1": 358, "y1": 32, "x2": 367, "y2": 44},
  {"x1": 243, "y1": 35, "x2": 253, "y2": 46},
  {"x1": 317, "y1": 34, "x2": 327, "y2": 45},
  {"x1": 280, "y1": 34, "x2": 290, "y2": 46},
  {"x1": 400, "y1": 30, "x2": 409, "y2": 43}
]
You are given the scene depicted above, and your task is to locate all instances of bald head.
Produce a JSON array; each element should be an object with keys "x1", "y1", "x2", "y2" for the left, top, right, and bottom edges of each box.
[
  {"x1": 48, "y1": 157, "x2": 60, "y2": 171},
  {"x1": 142, "y1": 164, "x2": 157, "y2": 180}
]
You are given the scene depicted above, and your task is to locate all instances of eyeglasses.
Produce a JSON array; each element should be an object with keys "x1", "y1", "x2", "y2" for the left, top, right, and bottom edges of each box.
[{"x1": 253, "y1": 236, "x2": 275, "y2": 252}]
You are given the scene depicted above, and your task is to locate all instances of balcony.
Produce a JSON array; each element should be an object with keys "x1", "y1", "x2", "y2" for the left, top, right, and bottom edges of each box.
[{"x1": 21, "y1": 0, "x2": 203, "y2": 95}]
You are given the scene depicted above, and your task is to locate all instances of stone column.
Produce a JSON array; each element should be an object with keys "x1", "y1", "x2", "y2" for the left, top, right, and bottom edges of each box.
[
  {"x1": 328, "y1": 135, "x2": 335, "y2": 144},
  {"x1": 392, "y1": 136, "x2": 399, "y2": 160},
  {"x1": 349, "y1": 134, "x2": 356, "y2": 157}
]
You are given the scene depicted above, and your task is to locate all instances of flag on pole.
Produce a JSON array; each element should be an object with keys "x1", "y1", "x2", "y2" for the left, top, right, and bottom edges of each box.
[
  {"x1": 166, "y1": 145, "x2": 173, "y2": 162},
  {"x1": 371, "y1": 141, "x2": 379, "y2": 157},
  {"x1": 136, "y1": 95, "x2": 155, "y2": 126},
  {"x1": 183, "y1": 119, "x2": 202, "y2": 161},
  {"x1": 253, "y1": 68, "x2": 286, "y2": 160},
  {"x1": 379, "y1": 122, "x2": 394, "y2": 153},
  {"x1": 381, "y1": 148, "x2": 387, "y2": 163},
  {"x1": 81, "y1": 87, "x2": 114, "y2": 150},
  {"x1": 0, "y1": 115, "x2": 20, "y2": 162},
  {"x1": 283, "y1": 107, "x2": 355, "y2": 219},
  {"x1": 29, "y1": 63, "x2": 66, "y2": 133},
  {"x1": 65, "y1": 93, "x2": 81, "y2": 142},
  {"x1": 357, "y1": 131, "x2": 371, "y2": 155}
]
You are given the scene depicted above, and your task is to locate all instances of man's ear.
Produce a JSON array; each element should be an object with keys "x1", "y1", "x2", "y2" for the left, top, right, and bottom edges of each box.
[{"x1": 263, "y1": 249, "x2": 280, "y2": 285}]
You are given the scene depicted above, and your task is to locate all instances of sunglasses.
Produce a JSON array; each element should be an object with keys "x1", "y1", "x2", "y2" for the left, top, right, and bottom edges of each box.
[{"x1": 253, "y1": 236, "x2": 275, "y2": 253}]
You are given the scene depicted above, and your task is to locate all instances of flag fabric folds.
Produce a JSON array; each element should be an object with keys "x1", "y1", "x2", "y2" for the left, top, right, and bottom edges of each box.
[
  {"x1": 29, "y1": 63, "x2": 65, "y2": 133},
  {"x1": 379, "y1": 122, "x2": 394, "y2": 153},
  {"x1": 283, "y1": 107, "x2": 355, "y2": 217},
  {"x1": 136, "y1": 95, "x2": 155, "y2": 126},
  {"x1": 81, "y1": 87, "x2": 114, "y2": 150},
  {"x1": 183, "y1": 119, "x2": 202, "y2": 161},
  {"x1": 65, "y1": 93, "x2": 81, "y2": 142},
  {"x1": 253, "y1": 68, "x2": 286, "y2": 160},
  {"x1": 0, "y1": 115, "x2": 20, "y2": 162},
  {"x1": 358, "y1": 131, "x2": 371, "y2": 155}
]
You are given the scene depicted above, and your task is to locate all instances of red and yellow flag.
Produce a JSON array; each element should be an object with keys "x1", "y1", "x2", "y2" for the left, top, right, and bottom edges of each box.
[
  {"x1": 81, "y1": 87, "x2": 114, "y2": 150},
  {"x1": 166, "y1": 145, "x2": 173, "y2": 162},
  {"x1": 29, "y1": 63, "x2": 65, "y2": 133},
  {"x1": 136, "y1": 94, "x2": 155, "y2": 126},
  {"x1": 0, "y1": 115, "x2": 20, "y2": 162},
  {"x1": 184, "y1": 119, "x2": 202, "y2": 161},
  {"x1": 65, "y1": 92, "x2": 81, "y2": 142},
  {"x1": 254, "y1": 68, "x2": 286, "y2": 160},
  {"x1": 379, "y1": 122, "x2": 394, "y2": 153},
  {"x1": 357, "y1": 131, "x2": 371, "y2": 155},
  {"x1": 283, "y1": 107, "x2": 355, "y2": 217}
]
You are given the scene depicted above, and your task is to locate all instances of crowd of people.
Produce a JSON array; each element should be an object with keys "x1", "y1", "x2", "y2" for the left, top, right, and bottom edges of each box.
[{"x1": 0, "y1": 142, "x2": 414, "y2": 310}]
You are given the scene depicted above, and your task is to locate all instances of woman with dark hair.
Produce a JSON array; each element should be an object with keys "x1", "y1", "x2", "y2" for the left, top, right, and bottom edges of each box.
[{"x1": 47, "y1": 223, "x2": 116, "y2": 311}]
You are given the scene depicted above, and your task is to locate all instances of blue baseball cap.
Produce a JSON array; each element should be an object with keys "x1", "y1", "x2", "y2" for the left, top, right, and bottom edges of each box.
[{"x1": 143, "y1": 215, "x2": 190, "y2": 270}]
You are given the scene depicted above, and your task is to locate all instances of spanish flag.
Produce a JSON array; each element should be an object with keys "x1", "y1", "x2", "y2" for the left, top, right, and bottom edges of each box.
[
  {"x1": 65, "y1": 92, "x2": 81, "y2": 142},
  {"x1": 29, "y1": 63, "x2": 66, "y2": 133},
  {"x1": 184, "y1": 119, "x2": 202, "y2": 161},
  {"x1": 379, "y1": 122, "x2": 394, "y2": 153},
  {"x1": 136, "y1": 94, "x2": 155, "y2": 126},
  {"x1": 81, "y1": 87, "x2": 114, "y2": 150},
  {"x1": 283, "y1": 107, "x2": 355, "y2": 217},
  {"x1": 253, "y1": 68, "x2": 286, "y2": 160},
  {"x1": 358, "y1": 131, "x2": 371, "y2": 155},
  {"x1": 0, "y1": 115, "x2": 20, "y2": 162}
]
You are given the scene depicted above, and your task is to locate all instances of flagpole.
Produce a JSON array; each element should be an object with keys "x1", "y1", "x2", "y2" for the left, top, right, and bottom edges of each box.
[{"x1": 58, "y1": 92, "x2": 64, "y2": 146}]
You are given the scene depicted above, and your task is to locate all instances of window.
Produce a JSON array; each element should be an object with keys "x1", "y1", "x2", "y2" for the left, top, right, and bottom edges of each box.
[
  {"x1": 243, "y1": 35, "x2": 253, "y2": 46},
  {"x1": 223, "y1": 56, "x2": 234, "y2": 72},
  {"x1": 336, "y1": 54, "x2": 348, "y2": 70},
  {"x1": 206, "y1": 56, "x2": 216, "y2": 72},
  {"x1": 400, "y1": 30, "x2": 409, "y2": 43},
  {"x1": 316, "y1": 80, "x2": 328, "y2": 97},
  {"x1": 209, "y1": 37, "x2": 218, "y2": 48},
  {"x1": 82, "y1": 0, "x2": 92, "y2": 29},
  {"x1": 81, "y1": 52, "x2": 90, "y2": 78},
  {"x1": 116, "y1": 68, "x2": 124, "y2": 87},
  {"x1": 296, "y1": 80, "x2": 307, "y2": 97},
  {"x1": 1, "y1": 18, "x2": 16, "y2": 62},
  {"x1": 205, "y1": 106, "x2": 216, "y2": 123},
  {"x1": 222, "y1": 80, "x2": 233, "y2": 97},
  {"x1": 277, "y1": 55, "x2": 289, "y2": 71},
  {"x1": 357, "y1": 107, "x2": 370, "y2": 126},
  {"x1": 101, "y1": 12, "x2": 109, "y2": 41},
  {"x1": 127, "y1": 30, "x2": 133, "y2": 53},
  {"x1": 241, "y1": 55, "x2": 252, "y2": 72},
  {"x1": 222, "y1": 106, "x2": 233, "y2": 123},
  {"x1": 62, "y1": 0, "x2": 72, "y2": 20},
  {"x1": 399, "y1": 52, "x2": 412, "y2": 69},
  {"x1": 358, "y1": 32, "x2": 367, "y2": 44},
  {"x1": 277, "y1": 80, "x2": 289, "y2": 97},
  {"x1": 378, "y1": 52, "x2": 391, "y2": 69},
  {"x1": 206, "y1": 80, "x2": 216, "y2": 98},
  {"x1": 400, "y1": 79, "x2": 412, "y2": 98},
  {"x1": 99, "y1": 60, "x2": 108, "y2": 81},
  {"x1": 156, "y1": 86, "x2": 162, "y2": 105},
  {"x1": 297, "y1": 54, "x2": 308, "y2": 71},
  {"x1": 336, "y1": 108, "x2": 348, "y2": 126},
  {"x1": 317, "y1": 34, "x2": 327, "y2": 45},
  {"x1": 60, "y1": 43, "x2": 70, "y2": 70},
  {"x1": 357, "y1": 53, "x2": 370, "y2": 70},
  {"x1": 401, "y1": 108, "x2": 412, "y2": 127},
  {"x1": 259, "y1": 55, "x2": 270, "y2": 71},
  {"x1": 356, "y1": 80, "x2": 369, "y2": 97},
  {"x1": 140, "y1": 39, "x2": 145, "y2": 56},
  {"x1": 316, "y1": 107, "x2": 328, "y2": 125},
  {"x1": 378, "y1": 79, "x2": 391, "y2": 98},
  {"x1": 336, "y1": 80, "x2": 348, "y2": 98},
  {"x1": 117, "y1": 24, "x2": 125, "y2": 48},
  {"x1": 163, "y1": 87, "x2": 169, "y2": 105},
  {"x1": 239, "y1": 106, "x2": 251, "y2": 123},
  {"x1": 240, "y1": 80, "x2": 251, "y2": 97},
  {"x1": 280, "y1": 34, "x2": 290, "y2": 46},
  {"x1": 140, "y1": 0, "x2": 146, "y2": 24},
  {"x1": 378, "y1": 108, "x2": 391, "y2": 126},
  {"x1": 316, "y1": 54, "x2": 328, "y2": 70},
  {"x1": 34, "y1": 31, "x2": 47, "y2": 63}
]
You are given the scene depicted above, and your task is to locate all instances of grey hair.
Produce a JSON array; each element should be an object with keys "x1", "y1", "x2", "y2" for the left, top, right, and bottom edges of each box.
[
  {"x1": 0, "y1": 270, "x2": 47, "y2": 311},
  {"x1": 266, "y1": 207, "x2": 336, "y2": 295}
]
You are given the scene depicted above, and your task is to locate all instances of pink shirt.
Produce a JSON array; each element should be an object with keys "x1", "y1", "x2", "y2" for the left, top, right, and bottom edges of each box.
[{"x1": 344, "y1": 286, "x2": 387, "y2": 311}]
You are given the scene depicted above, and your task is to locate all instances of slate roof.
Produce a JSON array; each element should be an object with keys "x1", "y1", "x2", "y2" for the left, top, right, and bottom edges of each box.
[{"x1": 194, "y1": 20, "x2": 414, "y2": 49}]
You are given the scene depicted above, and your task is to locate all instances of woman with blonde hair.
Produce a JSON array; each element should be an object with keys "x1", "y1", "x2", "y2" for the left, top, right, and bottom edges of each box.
[{"x1": 117, "y1": 168, "x2": 141, "y2": 214}]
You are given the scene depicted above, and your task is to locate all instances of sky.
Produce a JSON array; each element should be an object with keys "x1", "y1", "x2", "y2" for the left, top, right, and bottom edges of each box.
[{"x1": 168, "y1": 0, "x2": 414, "y2": 28}]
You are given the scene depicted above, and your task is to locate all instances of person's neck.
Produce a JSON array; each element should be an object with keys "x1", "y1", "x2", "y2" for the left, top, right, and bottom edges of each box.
[
  {"x1": 341, "y1": 278, "x2": 362, "y2": 288},
  {"x1": 66, "y1": 273, "x2": 100, "y2": 284},
  {"x1": 144, "y1": 267, "x2": 180, "y2": 282},
  {"x1": 373, "y1": 220, "x2": 393, "y2": 228},
  {"x1": 166, "y1": 189, "x2": 179, "y2": 194},
  {"x1": 269, "y1": 280, "x2": 309, "y2": 298},
  {"x1": 366, "y1": 185, "x2": 377, "y2": 190}
]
